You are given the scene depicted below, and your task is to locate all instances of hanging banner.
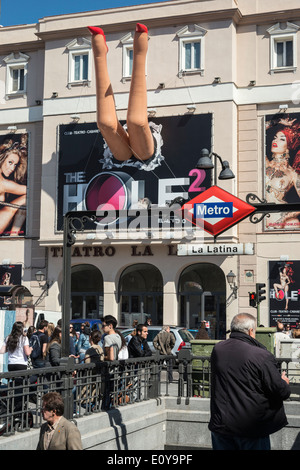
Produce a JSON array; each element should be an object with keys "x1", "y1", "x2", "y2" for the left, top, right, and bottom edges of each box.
[
  {"x1": 0, "y1": 133, "x2": 28, "y2": 237},
  {"x1": 264, "y1": 113, "x2": 300, "y2": 231},
  {"x1": 269, "y1": 260, "x2": 300, "y2": 327},
  {"x1": 57, "y1": 115, "x2": 212, "y2": 232}
]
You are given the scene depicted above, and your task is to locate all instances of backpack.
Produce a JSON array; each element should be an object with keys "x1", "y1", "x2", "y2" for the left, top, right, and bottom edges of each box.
[{"x1": 30, "y1": 333, "x2": 42, "y2": 359}]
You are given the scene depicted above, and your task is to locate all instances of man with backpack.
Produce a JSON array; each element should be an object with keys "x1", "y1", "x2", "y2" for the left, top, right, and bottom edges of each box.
[{"x1": 30, "y1": 320, "x2": 49, "y2": 368}]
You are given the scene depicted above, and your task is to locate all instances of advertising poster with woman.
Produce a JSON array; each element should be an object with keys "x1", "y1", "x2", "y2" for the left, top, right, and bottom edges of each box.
[
  {"x1": 0, "y1": 264, "x2": 22, "y2": 309},
  {"x1": 265, "y1": 113, "x2": 300, "y2": 231},
  {"x1": 269, "y1": 260, "x2": 300, "y2": 327},
  {"x1": 57, "y1": 115, "x2": 212, "y2": 232},
  {"x1": 0, "y1": 133, "x2": 28, "y2": 237}
]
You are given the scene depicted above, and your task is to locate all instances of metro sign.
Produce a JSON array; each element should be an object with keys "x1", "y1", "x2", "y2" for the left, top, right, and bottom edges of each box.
[
  {"x1": 194, "y1": 202, "x2": 233, "y2": 219},
  {"x1": 182, "y1": 186, "x2": 256, "y2": 236}
]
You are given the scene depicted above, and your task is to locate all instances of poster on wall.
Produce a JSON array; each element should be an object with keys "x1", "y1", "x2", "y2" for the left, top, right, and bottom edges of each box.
[
  {"x1": 0, "y1": 133, "x2": 28, "y2": 237},
  {"x1": 57, "y1": 115, "x2": 212, "y2": 232},
  {"x1": 269, "y1": 260, "x2": 300, "y2": 327},
  {"x1": 0, "y1": 264, "x2": 22, "y2": 309},
  {"x1": 0, "y1": 307, "x2": 33, "y2": 373},
  {"x1": 264, "y1": 113, "x2": 300, "y2": 231}
]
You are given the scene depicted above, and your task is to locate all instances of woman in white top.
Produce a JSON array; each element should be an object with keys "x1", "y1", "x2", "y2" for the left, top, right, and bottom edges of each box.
[
  {"x1": 0, "y1": 321, "x2": 32, "y2": 371},
  {"x1": 116, "y1": 331, "x2": 129, "y2": 360}
]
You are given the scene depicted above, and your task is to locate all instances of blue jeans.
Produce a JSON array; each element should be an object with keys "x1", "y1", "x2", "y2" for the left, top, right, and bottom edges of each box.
[{"x1": 211, "y1": 432, "x2": 271, "y2": 450}]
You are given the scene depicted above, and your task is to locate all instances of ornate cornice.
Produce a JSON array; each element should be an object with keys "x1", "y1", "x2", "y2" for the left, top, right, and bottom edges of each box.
[{"x1": 1, "y1": 6, "x2": 300, "y2": 53}]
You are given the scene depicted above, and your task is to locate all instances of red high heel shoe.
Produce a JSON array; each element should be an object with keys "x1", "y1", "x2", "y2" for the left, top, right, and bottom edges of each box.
[
  {"x1": 88, "y1": 26, "x2": 104, "y2": 36},
  {"x1": 88, "y1": 26, "x2": 108, "y2": 50},
  {"x1": 136, "y1": 23, "x2": 148, "y2": 33}
]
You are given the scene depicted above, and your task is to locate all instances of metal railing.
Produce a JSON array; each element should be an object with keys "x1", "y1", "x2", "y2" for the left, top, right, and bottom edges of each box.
[
  {"x1": 1, "y1": 351, "x2": 299, "y2": 437},
  {"x1": 0, "y1": 354, "x2": 168, "y2": 437}
]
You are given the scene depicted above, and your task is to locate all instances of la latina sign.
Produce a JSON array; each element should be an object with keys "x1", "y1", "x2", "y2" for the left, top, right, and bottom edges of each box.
[{"x1": 178, "y1": 243, "x2": 254, "y2": 256}]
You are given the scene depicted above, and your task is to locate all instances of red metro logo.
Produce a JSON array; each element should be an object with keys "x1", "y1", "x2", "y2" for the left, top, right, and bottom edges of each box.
[{"x1": 182, "y1": 186, "x2": 256, "y2": 236}]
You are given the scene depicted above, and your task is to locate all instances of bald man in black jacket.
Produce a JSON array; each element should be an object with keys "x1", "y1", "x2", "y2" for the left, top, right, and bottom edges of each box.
[{"x1": 209, "y1": 313, "x2": 290, "y2": 450}]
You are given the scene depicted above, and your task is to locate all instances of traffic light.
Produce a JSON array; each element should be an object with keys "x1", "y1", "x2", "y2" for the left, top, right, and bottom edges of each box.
[
  {"x1": 249, "y1": 292, "x2": 257, "y2": 308},
  {"x1": 256, "y1": 283, "x2": 266, "y2": 304}
]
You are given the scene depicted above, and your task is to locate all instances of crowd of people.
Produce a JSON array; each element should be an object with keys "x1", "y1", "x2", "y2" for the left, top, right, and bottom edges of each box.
[
  {"x1": 0, "y1": 316, "x2": 178, "y2": 411},
  {"x1": 2, "y1": 315, "x2": 299, "y2": 372},
  {"x1": 0, "y1": 315, "x2": 175, "y2": 448},
  {"x1": 0, "y1": 312, "x2": 298, "y2": 451},
  {"x1": 0, "y1": 315, "x2": 181, "y2": 373}
]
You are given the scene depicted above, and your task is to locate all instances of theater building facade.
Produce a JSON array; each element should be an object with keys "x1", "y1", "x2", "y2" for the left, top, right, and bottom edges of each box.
[{"x1": 1, "y1": 0, "x2": 300, "y2": 339}]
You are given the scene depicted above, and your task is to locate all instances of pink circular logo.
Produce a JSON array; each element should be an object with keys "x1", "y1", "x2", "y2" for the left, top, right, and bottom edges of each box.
[{"x1": 85, "y1": 172, "x2": 129, "y2": 212}]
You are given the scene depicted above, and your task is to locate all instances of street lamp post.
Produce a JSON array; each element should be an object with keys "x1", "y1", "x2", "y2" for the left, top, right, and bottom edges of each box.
[
  {"x1": 226, "y1": 270, "x2": 238, "y2": 299},
  {"x1": 61, "y1": 211, "x2": 98, "y2": 358},
  {"x1": 196, "y1": 148, "x2": 235, "y2": 184},
  {"x1": 61, "y1": 215, "x2": 72, "y2": 358}
]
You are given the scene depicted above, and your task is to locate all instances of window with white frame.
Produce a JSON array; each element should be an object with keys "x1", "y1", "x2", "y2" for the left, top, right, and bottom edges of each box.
[
  {"x1": 176, "y1": 24, "x2": 207, "y2": 77},
  {"x1": 66, "y1": 38, "x2": 92, "y2": 87},
  {"x1": 126, "y1": 47, "x2": 134, "y2": 77},
  {"x1": 11, "y1": 67, "x2": 25, "y2": 92},
  {"x1": 73, "y1": 53, "x2": 89, "y2": 81},
  {"x1": 3, "y1": 52, "x2": 29, "y2": 98},
  {"x1": 267, "y1": 22, "x2": 300, "y2": 73},
  {"x1": 183, "y1": 41, "x2": 201, "y2": 70},
  {"x1": 120, "y1": 32, "x2": 134, "y2": 81}
]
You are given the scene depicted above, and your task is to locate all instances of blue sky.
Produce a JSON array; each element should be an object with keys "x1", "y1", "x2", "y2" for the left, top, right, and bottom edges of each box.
[{"x1": 0, "y1": 0, "x2": 167, "y2": 27}]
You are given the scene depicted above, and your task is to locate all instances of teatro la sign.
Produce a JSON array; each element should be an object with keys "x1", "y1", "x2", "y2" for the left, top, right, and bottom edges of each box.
[{"x1": 181, "y1": 185, "x2": 255, "y2": 237}]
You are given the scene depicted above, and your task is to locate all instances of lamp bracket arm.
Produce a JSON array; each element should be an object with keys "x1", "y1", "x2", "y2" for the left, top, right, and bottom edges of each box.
[{"x1": 210, "y1": 152, "x2": 222, "y2": 164}]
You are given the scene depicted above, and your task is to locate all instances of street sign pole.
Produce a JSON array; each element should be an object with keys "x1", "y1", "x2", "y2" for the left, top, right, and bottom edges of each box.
[{"x1": 257, "y1": 302, "x2": 260, "y2": 327}]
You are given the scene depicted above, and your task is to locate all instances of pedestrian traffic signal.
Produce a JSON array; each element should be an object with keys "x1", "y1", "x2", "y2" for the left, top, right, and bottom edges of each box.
[
  {"x1": 256, "y1": 283, "x2": 266, "y2": 304},
  {"x1": 249, "y1": 292, "x2": 257, "y2": 308}
]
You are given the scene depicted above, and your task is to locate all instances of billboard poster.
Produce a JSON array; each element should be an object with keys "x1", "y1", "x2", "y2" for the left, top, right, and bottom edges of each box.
[
  {"x1": 269, "y1": 260, "x2": 300, "y2": 327},
  {"x1": 0, "y1": 307, "x2": 33, "y2": 372},
  {"x1": 0, "y1": 133, "x2": 28, "y2": 237},
  {"x1": 0, "y1": 264, "x2": 22, "y2": 309},
  {"x1": 264, "y1": 112, "x2": 300, "y2": 231},
  {"x1": 57, "y1": 115, "x2": 212, "y2": 233}
]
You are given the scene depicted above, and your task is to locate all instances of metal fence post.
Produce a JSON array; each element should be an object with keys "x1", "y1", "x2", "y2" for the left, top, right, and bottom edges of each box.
[
  {"x1": 60, "y1": 357, "x2": 75, "y2": 420},
  {"x1": 149, "y1": 352, "x2": 160, "y2": 399},
  {"x1": 177, "y1": 349, "x2": 192, "y2": 404}
]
